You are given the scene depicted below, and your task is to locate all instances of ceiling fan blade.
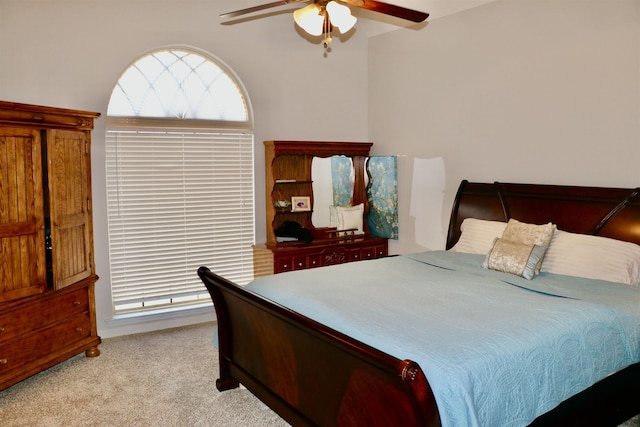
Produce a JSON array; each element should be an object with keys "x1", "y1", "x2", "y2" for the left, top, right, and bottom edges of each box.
[
  {"x1": 220, "y1": 0, "x2": 308, "y2": 19},
  {"x1": 349, "y1": 0, "x2": 429, "y2": 23}
]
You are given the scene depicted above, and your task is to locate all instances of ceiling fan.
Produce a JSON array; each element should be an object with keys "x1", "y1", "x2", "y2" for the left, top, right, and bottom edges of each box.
[{"x1": 220, "y1": 0, "x2": 429, "y2": 49}]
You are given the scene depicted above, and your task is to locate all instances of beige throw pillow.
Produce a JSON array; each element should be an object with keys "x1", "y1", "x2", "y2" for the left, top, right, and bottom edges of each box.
[
  {"x1": 483, "y1": 238, "x2": 547, "y2": 280},
  {"x1": 501, "y1": 219, "x2": 556, "y2": 274}
]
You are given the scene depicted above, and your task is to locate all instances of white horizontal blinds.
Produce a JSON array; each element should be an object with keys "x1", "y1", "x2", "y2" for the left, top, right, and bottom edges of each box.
[{"x1": 106, "y1": 130, "x2": 255, "y2": 313}]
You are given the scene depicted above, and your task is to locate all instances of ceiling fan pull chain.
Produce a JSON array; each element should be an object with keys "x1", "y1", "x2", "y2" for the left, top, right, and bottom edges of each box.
[{"x1": 323, "y1": 9, "x2": 332, "y2": 49}]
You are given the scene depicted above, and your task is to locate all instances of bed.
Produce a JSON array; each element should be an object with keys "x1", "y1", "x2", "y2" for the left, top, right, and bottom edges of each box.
[{"x1": 198, "y1": 180, "x2": 640, "y2": 426}]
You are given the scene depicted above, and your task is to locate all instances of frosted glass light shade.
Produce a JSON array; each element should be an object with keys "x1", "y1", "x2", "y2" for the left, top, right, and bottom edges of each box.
[
  {"x1": 326, "y1": 1, "x2": 356, "y2": 33},
  {"x1": 293, "y1": 4, "x2": 324, "y2": 36}
]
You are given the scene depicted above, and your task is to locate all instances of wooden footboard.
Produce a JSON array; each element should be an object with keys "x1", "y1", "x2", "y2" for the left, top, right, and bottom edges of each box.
[{"x1": 197, "y1": 266, "x2": 441, "y2": 427}]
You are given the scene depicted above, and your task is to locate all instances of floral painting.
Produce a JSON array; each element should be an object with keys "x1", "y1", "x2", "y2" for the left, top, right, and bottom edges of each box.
[
  {"x1": 331, "y1": 156, "x2": 353, "y2": 206},
  {"x1": 366, "y1": 156, "x2": 398, "y2": 239}
]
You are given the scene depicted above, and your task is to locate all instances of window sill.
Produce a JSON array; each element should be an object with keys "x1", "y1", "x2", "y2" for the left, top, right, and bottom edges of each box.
[{"x1": 106, "y1": 302, "x2": 214, "y2": 328}]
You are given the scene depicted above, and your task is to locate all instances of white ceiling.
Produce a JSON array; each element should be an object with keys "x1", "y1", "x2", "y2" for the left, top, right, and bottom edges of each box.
[
  {"x1": 388, "y1": 0, "x2": 497, "y2": 19},
  {"x1": 353, "y1": 0, "x2": 499, "y2": 36}
]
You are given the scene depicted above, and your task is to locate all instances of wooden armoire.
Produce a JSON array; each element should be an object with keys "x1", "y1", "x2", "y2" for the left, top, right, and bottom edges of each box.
[{"x1": 0, "y1": 101, "x2": 101, "y2": 390}]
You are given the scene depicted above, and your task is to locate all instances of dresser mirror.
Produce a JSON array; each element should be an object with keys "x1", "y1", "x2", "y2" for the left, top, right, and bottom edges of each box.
[
  {"x1": 311, "y1": 155, "x2": 355, "y2": 227},
  {"x1": 311, "y1": 154, "x2": 398, "y2": 240}
]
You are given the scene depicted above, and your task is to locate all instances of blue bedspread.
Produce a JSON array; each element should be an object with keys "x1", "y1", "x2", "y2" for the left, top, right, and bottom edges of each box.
[{"x1": 246, "y1": 251, "x2": 640, "y2": 427}]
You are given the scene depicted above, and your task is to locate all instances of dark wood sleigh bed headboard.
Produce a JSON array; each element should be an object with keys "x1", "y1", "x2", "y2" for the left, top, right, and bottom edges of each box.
[{"x1": 446, "y1": 180, "x2": 640, "y2": 250}]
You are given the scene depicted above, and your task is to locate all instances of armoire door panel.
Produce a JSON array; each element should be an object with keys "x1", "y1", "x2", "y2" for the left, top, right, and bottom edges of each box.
[
  {"x1": 0, "y1": 128, "x2": 46, "y2": 301},
  {"x1": 46, "y1": 130, "x2": 92, "y2": 290}
]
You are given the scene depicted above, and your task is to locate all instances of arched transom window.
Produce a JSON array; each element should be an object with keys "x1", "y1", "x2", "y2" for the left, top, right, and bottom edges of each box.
[{"x1": 107, "y1": 48, "x2": 249, "y2": 122}]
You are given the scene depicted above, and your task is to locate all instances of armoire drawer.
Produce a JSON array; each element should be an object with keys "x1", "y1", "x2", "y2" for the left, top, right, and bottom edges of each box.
[
  {"x1": 0, "y1": 287, "x2": 89, "y2": 344},
  {"x1": 0, "y1": 311, "x2": 91, "y2": 375}
]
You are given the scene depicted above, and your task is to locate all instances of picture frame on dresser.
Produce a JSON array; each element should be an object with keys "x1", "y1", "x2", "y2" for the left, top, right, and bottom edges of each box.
[{"x1": 291, "y1": 196, "x2": 311, "y2": 212}]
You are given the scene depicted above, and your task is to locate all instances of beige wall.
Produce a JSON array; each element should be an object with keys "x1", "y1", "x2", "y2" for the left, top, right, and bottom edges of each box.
[
  {"x1": 1, "y1": 0, "x2": 638, "y2": 337},
  {"x1": 0, "y1": 0, "x2": 370, "y2": 337},
  {"x1": 369, "y1": 0, "x2": 640, "y2": 254}
]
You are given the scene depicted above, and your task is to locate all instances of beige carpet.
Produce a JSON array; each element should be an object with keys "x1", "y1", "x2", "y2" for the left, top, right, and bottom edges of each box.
[
  {"x1": 0, "y1": 322, "x2": 290, "y2": 427},
  {"x1": 1, "y1": 322, "x2": 638, "y2": 427}
]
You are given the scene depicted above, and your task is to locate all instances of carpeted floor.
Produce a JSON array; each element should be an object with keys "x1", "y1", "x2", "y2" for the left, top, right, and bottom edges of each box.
[
  {"x1": 1, "y1": 322, "x2": 638, "y2": 427},
  {"x1": 0, "y1": 322, "x2": 289, "y2": 427}
]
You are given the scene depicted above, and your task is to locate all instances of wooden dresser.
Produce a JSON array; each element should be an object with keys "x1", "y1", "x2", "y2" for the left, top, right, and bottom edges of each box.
[
  {"x1": 0, "y1": 101, "x2": 101, "y2": 390},
  {"x1": 255, "y1": 140, "x2": 388, "y2": 277}
]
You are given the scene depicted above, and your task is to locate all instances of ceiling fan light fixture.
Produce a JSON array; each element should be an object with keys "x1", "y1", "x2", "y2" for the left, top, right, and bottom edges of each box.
[
  {"x1": 325, "y1": 1, "x2": 357, "y2": 33},
  {"x1": 293, "y1": 4, "x2": 325, "y2": 36},
  {"x1": 221, "y1": 0, "x2": 428, "y2": 52}
]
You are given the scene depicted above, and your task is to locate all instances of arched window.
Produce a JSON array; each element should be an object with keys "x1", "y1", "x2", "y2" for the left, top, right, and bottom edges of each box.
[{"x1": 106, "y1": 47, "x2": 254, "y2": 315}]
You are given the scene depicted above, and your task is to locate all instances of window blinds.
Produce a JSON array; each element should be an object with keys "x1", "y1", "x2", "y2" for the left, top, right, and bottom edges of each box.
[{"x1": 105, "y1": 129, "x2": 254, "y2": 313}]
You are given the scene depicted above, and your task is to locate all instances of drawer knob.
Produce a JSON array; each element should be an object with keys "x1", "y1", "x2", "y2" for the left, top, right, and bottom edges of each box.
[
  {"x1": 0, "y1": 327, "x2": 5, "y2": 333},
  {"x1": 0, "y1": 358, "x2": 7, "y2": 365},
  {"x1": 76, "y1": 327, "x2": 84, "y2": 333},
  {"x1": 74, "y1": 300, "x2": 82, "y2": 305}
]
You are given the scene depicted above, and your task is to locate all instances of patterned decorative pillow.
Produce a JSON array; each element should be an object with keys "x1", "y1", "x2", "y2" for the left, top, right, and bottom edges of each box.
[
  {"x1": 501, "y1": 219, "x2": 556, "y2": 274},
  {"x1": 483, "y1": 238, "x2": 547, "y2": 280}
]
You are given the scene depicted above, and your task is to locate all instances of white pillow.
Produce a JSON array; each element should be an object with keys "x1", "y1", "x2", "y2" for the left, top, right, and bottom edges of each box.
[
  {"x1": 450, "y1": 218, "x2": 507, "y2": 254},
  {"x1": 542, "y1": 230, "x2": 640, "y2": 286},
  {"x1": 337, "y1": 203, "x2": 364, "y2": 234}
]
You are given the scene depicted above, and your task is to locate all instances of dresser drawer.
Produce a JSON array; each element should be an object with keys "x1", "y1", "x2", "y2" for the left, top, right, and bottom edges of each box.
[
  {"x1": 360, "y1": 244, "x2": 388, "y2": 260},
  {"x1": 374, "y1": 244, "x2": 388, "y2": 258},
  {"x1": 307, "y1": 254, "x2": 322, "y2": 269},
  {"x1": 275, "y1": 255, "x2": 294, "y2": 273},
  {"x1": 348, "y1": 248, "x2": 362, "y2": 262},
  {"x1": 292, "y1": 255, "x2": 307, "y2": 270},
  {"x1": 0, "y1": 287, "x2": 89, "y2": 344},
  {"x1": 0, "y1": 311, "x2": 91, "y2": 374},
  {"x1": 360, "y1": 247, "x2": 377, "y2": 260}
]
